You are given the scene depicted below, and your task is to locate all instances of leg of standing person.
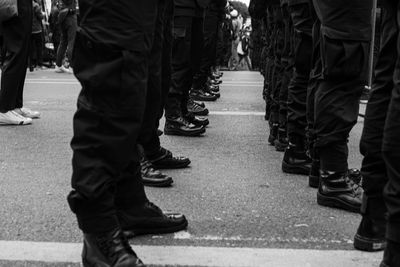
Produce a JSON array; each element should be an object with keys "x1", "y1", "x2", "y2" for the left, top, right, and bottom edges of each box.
[
  {"x1": 380, "y1": 3, "x2": 400, "y2": 265},
  {"x1": 138, "y1": 0, "x2": 191, "y2": 188},
  {"x1": 191, "y1": 11, "x2": 220, "y2": 102},
  {"x1": 164, "y1": 15, "x2": 206, "y2": 137},
  {"x1": 55, "y1": 13, "x2": 75, "y2": 73},
  {"x1": 281, "y1": 0, "x2": 313, "y2": 174},
  {"x1": 29, "y1": 33, "x2": 37, "y2": 71},
  {"x1": 0, "y1": 0, "x2": 35, "y2": 125},
  {"x1": 313, "y1": 0, "x2": 372, "y2": 213},
  {"x1": 274, "y1": 1, "x2": 292, "y2": 152},
  {"x1": 36, "y1": 32, "x2": 44, "y2": 68},
  {"x1": 353, "y1": 0, "x2": 395, "y2": 252},
  {"x1": 306, "y1": 16, "x2": 321, "y2": 188},
  {"x1": 64, "y1": 14, "x2": 77, "y2": 67},
  {"x1": 67, "y1": 1, "x2": 187, "y2": 265}
]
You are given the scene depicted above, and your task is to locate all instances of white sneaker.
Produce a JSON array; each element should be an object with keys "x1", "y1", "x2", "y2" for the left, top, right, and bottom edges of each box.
[
  {"x1": 55, "y1": 65, "x2": 72, "y2": 74},
  {"x1": 0, "y1": 110, "x2": 33, "y2": 125},
  {"x1": 14, "y1": 107, "x2": 41, "y2": 119}
]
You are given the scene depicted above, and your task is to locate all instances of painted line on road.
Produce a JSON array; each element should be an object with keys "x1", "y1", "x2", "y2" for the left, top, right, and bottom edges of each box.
[
  {"x1": 24, "y1": 81, "x2": 263, "y2": 88},
  {"x1": 0, "y1": 240, "x2": 382, "y2": 267},
  {"x1": 26, "y1": 81, "x2": 79, "y2": 85},
  {"x1": 172, "y1": 232, "x2": 354, "y2": 245},
  {"x1": 209, "y1": 111, "x2": 265, "y2": 116}
]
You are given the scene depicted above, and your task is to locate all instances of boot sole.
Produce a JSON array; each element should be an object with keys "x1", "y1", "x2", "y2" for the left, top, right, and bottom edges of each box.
[
  {"x1": 308, "y1": 175, "x2": 319, "y2": 188},
  {"x1": 317, "y1": 192, "x2": 360, "y2": 213},
  {"x1": 354, "y1": 233, "x2": 386, "y2": 252},
  {"x1": 123, "y1": 220, "x2": 188, "y2": 238},
  {"x1": 142, "y1": 178, "x2": 173, "y2": 188},
  {"x1": 282, "y1": 161, "x2": 310, "y2": 176},
  {"x1": 164, "y1": 128, "x2": 205, "y2": 137},
  {"x1": 191, "y1": 96, "x2": 217, "y2": 102}
]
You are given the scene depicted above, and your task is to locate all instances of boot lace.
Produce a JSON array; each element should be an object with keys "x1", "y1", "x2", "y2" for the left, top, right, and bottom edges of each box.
[{"x1": 345, "y1": 168, "x2": 363, "y2": 196}]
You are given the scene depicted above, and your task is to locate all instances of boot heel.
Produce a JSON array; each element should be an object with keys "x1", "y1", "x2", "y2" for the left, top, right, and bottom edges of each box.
[
  {"x1": 308, "y1": 175, "x2": 319, "y2": 188},
  {"x1": 354, "y1": 233, "x2": 386, "y2": 252}
]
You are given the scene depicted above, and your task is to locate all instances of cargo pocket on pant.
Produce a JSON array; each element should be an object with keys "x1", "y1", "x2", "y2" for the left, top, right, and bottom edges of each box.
[{"x1": 320, "y1": 34, "x2": 369, "y2": 81}]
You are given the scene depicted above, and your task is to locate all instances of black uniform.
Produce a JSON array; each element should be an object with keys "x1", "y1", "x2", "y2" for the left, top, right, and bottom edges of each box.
[{"x1": 0, "y1": 0, "x2": 32, "y2": 112}]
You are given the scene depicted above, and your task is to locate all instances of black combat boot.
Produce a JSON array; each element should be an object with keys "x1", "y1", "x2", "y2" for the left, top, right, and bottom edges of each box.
[
  {"x1": 164, "y1": 116, "x2": 206, "y2": 136},
  {"x1": 317, "y1": 171, "x2": 363, "y2": 213},
  {"x1": 274, "y1": 127, "x2": 288, "y2": 152},
  {"x1": 119, "y1": 201, "x2": 188, "y2": 237},
  {"x1": 268, "y1": 123, "x2": 278, "y2": 145},
  {"x1": 203, "y1": 84, "x2": 220, "y2": 98},
  {"x1": 380, "y1": 240, "x2": 400, "y2": 267},
  {"x1": 82, "y1": 228, "x2": 145, "y2": 267},
  {"x1": 190, "y1": 89, "x2": 218, "y2": 101},
  {"x1": 354, "y1": 196, "x2": 386, "y2": 251},
  {"x1": 187, "y1": 98, "x2": 208, "y2": 116},
  {"x1": 282, "y1": 135, "x2": 311, "y2": 175},
  {"x1": 140, "y1": 158, "x2": 173, "y2": 187},
  {"x1": 184, "y1": 112, "x2": 209, "y2": 127},
  {"x1": 147, "y1": 147, "x2": 191, "y2": 169}
]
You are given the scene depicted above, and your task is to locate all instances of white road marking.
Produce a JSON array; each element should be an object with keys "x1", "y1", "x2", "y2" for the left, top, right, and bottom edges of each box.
[
  {"x1": 0, "y1": 240, "x2": 382, "y2": 267},
  {"x1": 209, "y1": 111, "x2": 265, "y2": 116},
  {"x1": 24, "y1": 79, "x2": 264, "y2": 86},
  {"x1": 173, "y1": 232, "x2": 354, "y2": 245}
]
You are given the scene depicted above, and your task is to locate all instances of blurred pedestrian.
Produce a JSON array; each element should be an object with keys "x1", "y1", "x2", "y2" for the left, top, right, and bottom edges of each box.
[
  {"x1": 228, "y1": 9, "x2": 241, "y2": 70},
  {"x1": 29, "y1": 0, "x2": 45, "y2": 71},
  {"x1": 0, "y1": 0, "x2": 40, "y2": 126},
  {"x1": 237, "y1": 27, "x2": 252, "y2": 70},
  {"x1": 54, "y1": 0, "x2": 77, "y2": 73}
]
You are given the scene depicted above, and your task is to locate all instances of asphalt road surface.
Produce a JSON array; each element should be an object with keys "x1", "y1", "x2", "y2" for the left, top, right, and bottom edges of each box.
[{"x1": 0, "y1": 70, "x2": 380, "y2": 266}]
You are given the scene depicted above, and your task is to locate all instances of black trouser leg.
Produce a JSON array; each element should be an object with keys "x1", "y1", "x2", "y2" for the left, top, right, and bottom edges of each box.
[
  {"x1": 278, "y1": 5, "x2": 294, "y2": 130},
  {"x1": 313, "y1": 0, "x2": 372, "y2": 173},
  {"x1": 0, "y1": 0, "x2": 32, "y2": 112},
  {"x1": 287, "y1": 2, "x2": 313, "y2": 143},
  {"x1": 306, "y1": 18, "x2": 320, "y2": 153},
  {"x1": 68, "y1": 30, "x2": 151, "y2": 234},
  {"x1": 193, "y1": 14, "x2": 218, "y2": 90},
  {"x1": 360, "y1": 3, "x2": 396, "y2": 219},
  {"x1": 30, "y1": 32, "x2": 43, "y2": 67},
  {"x1": 165, "y1": 16, "x2": 203, "y2": 118},
  {"x1": 270, "y1": 22, "x2": 284, "y2": 126},
  {"x1": 382, "y1": 1, "x2": 400, "y2": 243},
  {"x1": 159, "y1": 1, "x2": 173, "y2": 120},
  {"x1": 139, "y1": 1, "x2": 165, "y2": 157},
  {"x1": 56, "y1": 15, "x2": 77, "y2": 67}
]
